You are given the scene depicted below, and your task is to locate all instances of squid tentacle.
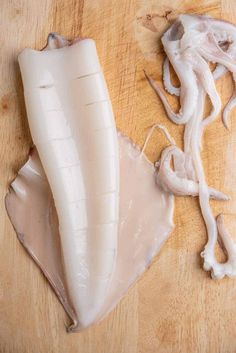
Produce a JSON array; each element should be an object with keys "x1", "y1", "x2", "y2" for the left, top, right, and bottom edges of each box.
[
  {"x1": 156, "y1": 145, "x2": 229, "y2": 200},
  {"x1": 140, "y1": 122, "x2": 176, "y2": 159},
  {"x1": 212, "y1": 64, "x2": 228, "y2": 81},
  {"x1": 214, "y1": 214, "x2": 236, "y2": 278},
  {"x1": 222, "y1": 72, "x2": 236, "y2": 128},
  {"x1": 144, "y1": 68, "x2": 198, "y2": 125},
  {"x1": 223, "y1": 88, "x2": 236, "y2": 128},
  {"x1": 192, "y1": 53, "x2": 222, "y2": 131},
  {"x1": 163, "y1": 57, "x2": 180, "y2": 96},
  {"x1": 199, "y1": 32, "x2": 236, "y2": 72},
  {"x1": 145, "y1": 14, "x2": 236, "y2": 279}
]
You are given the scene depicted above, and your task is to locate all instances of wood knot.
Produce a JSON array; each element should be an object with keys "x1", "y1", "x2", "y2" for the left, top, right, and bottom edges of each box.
[
  {"x1": 146, "y1": 14, "x2": 152, "y2": 21},
  {"x1": 1, "y1": 93, "x2": 12, "y2": 115}
]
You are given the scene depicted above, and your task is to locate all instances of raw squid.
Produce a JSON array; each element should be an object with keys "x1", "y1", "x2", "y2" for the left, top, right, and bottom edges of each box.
[
  {"x1": 18, "y1": 33, "x2": 120, "y2": 329},
  {"x1": 146, "y1": 14, "x2": 236, "y2": 279},
  {"x1": 5, "y1": 34, "x2": 174, "y2": 331},
  {"x1": 156, "y1": 145, "x2": 229, "y2": 200}
]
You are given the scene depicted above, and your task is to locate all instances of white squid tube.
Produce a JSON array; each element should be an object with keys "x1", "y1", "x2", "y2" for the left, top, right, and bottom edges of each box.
[{"x1": 18, "y1": 36, "x2": 119, "y2": 328}]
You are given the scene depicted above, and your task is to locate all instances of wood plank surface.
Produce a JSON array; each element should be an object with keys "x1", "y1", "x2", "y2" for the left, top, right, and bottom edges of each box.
[{"x1": 1, "y1": 0, "x2": 236, "y2": 352}]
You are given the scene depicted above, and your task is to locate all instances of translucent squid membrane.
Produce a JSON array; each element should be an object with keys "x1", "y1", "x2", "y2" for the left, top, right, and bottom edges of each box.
[{"x1": 6, "y1": 134, "x2": 174, "y2": 331}]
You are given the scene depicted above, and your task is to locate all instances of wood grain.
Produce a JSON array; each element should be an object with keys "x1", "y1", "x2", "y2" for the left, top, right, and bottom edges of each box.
[{"x1": 1, "y1": 0, "x2": 236, "y2": 352}]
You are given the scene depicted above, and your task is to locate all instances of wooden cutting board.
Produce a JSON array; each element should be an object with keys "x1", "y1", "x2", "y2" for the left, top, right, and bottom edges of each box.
[{"x1": 1, "y1": 0, "x2": 236, "y2": 352}]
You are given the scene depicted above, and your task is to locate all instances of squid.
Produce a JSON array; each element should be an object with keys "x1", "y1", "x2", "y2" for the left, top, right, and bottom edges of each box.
[
  {"x1": 5, "y1": 33, "x2": 174, "y2": 331},
  {"x1": 146, "y1": 14, "x2": 236, "y2": 279},
  {"x1": 156, "y1": 145, "x2": 229, "y2": 201}
]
